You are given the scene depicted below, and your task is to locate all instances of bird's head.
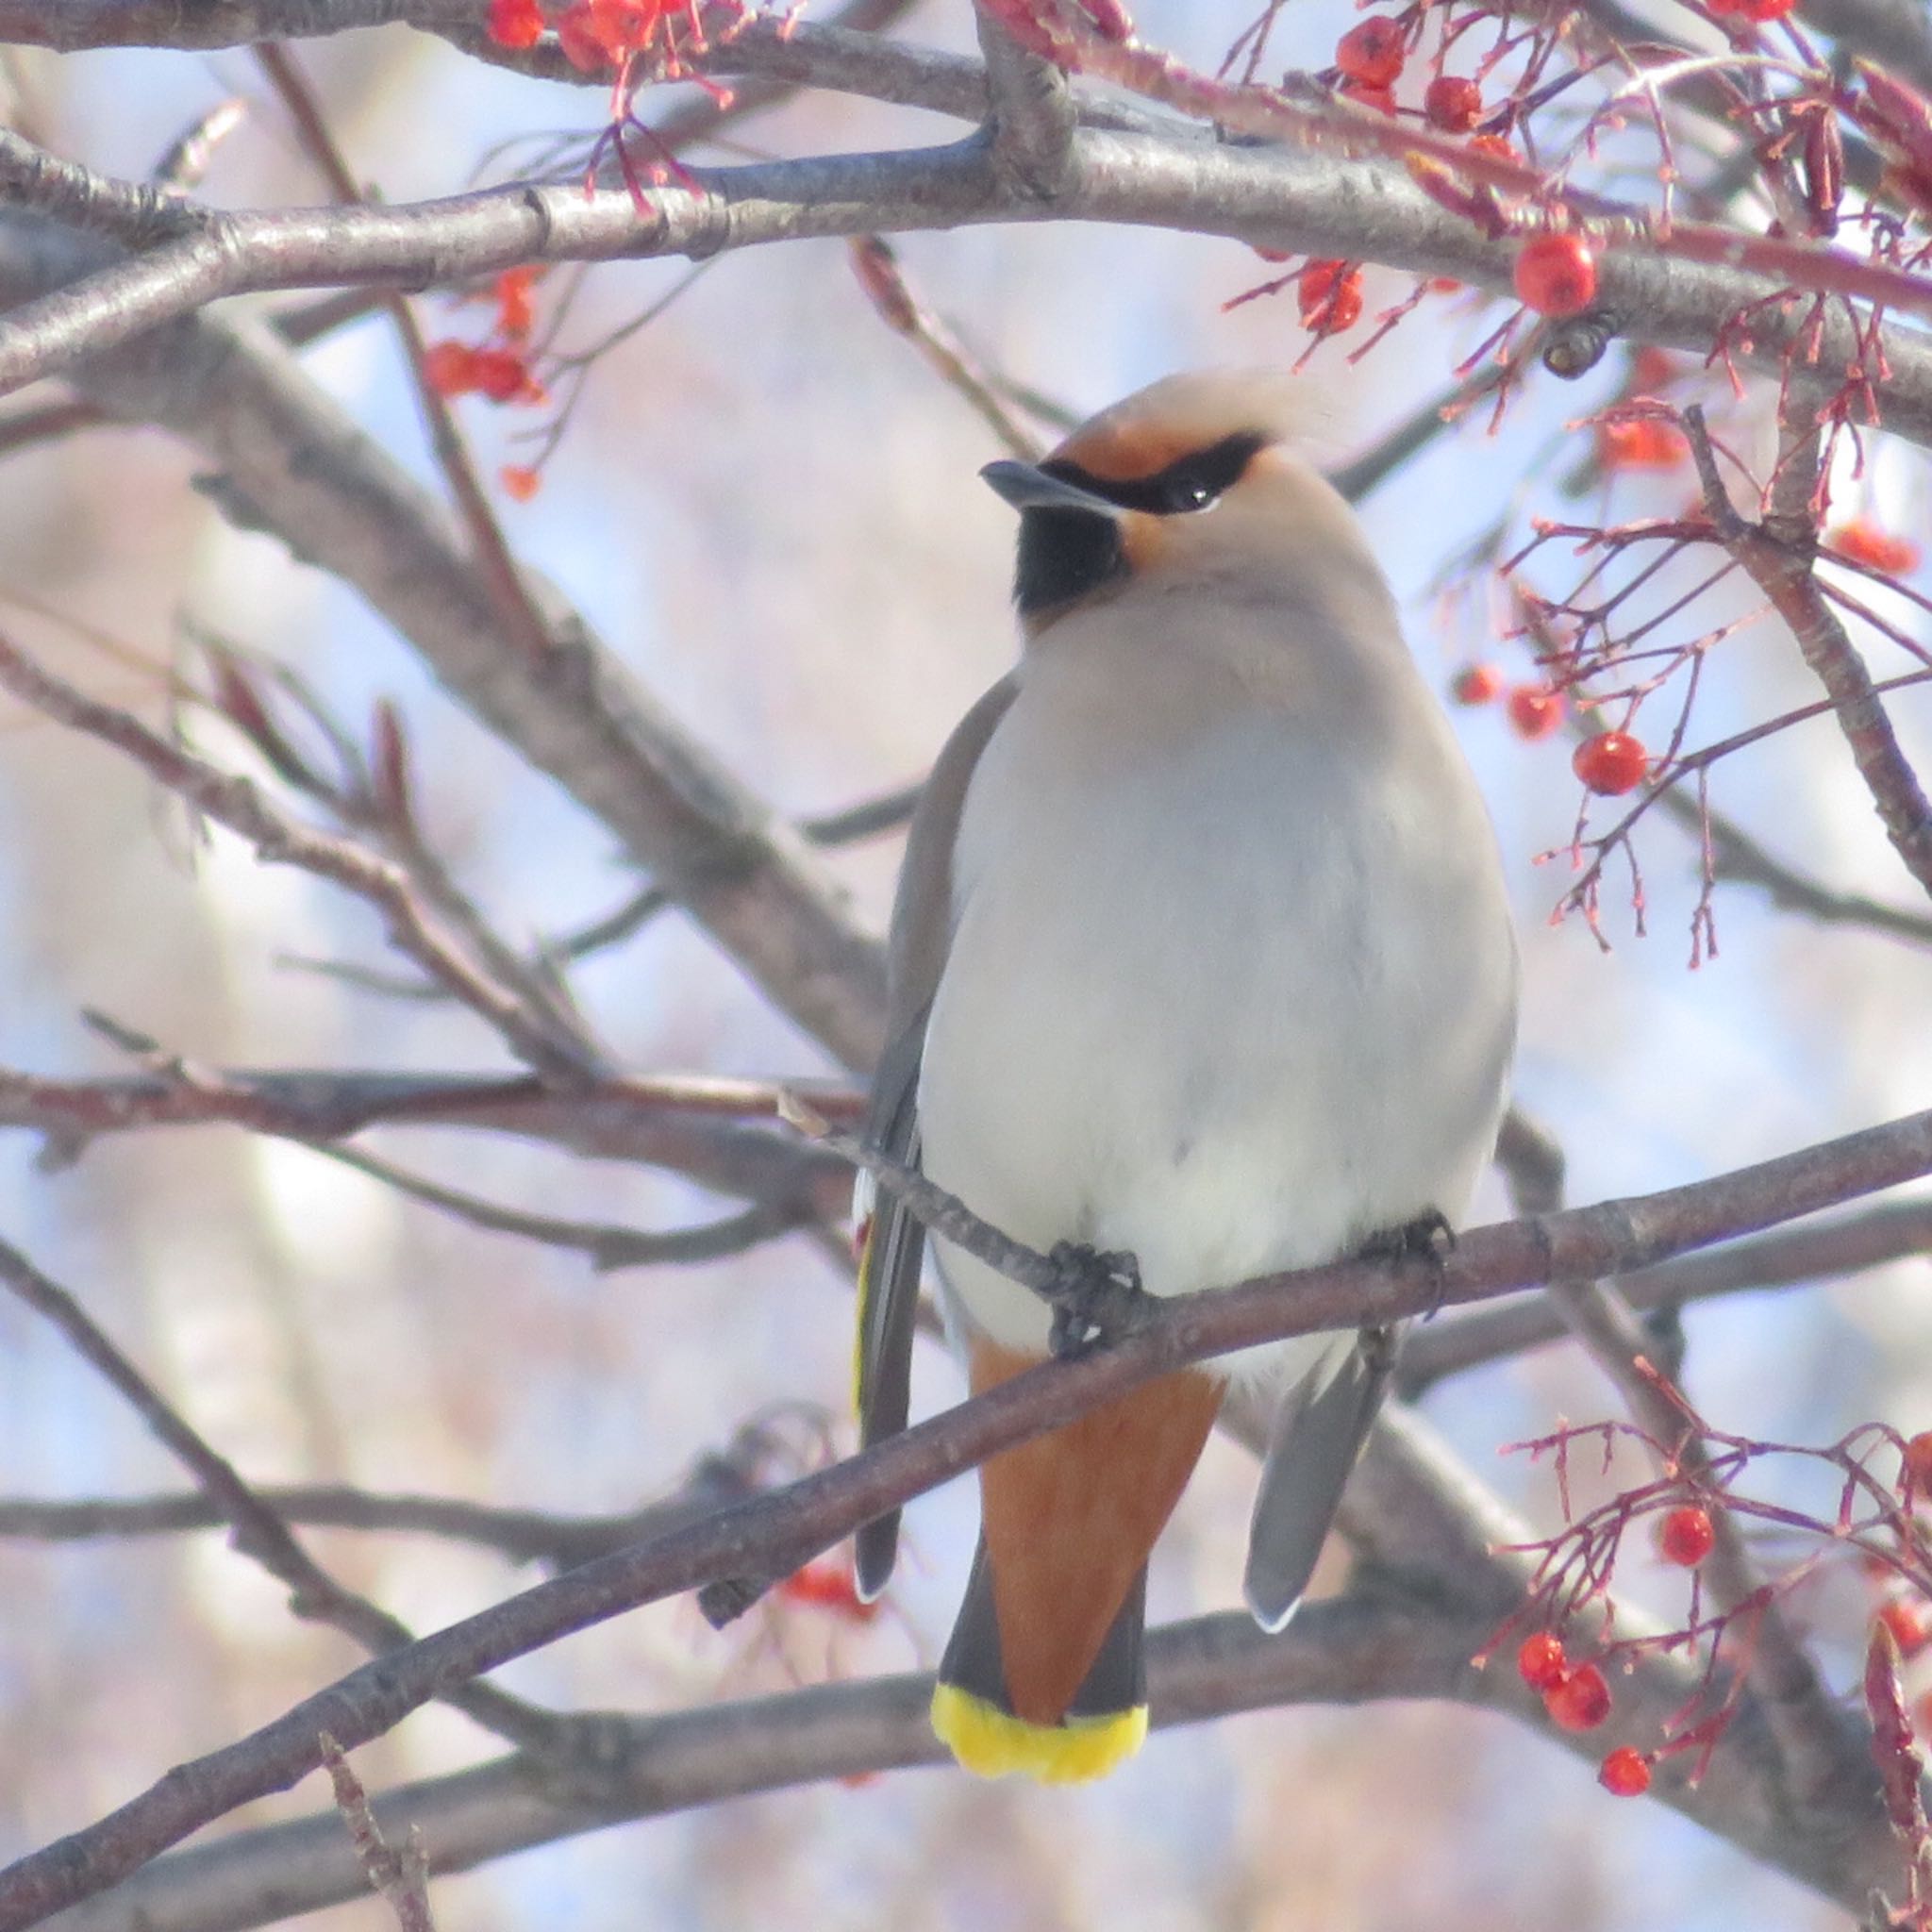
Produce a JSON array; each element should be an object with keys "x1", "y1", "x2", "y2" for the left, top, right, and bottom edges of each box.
[{"x1": 983, "y1": 372, "x2": 1341, "y2": 632}]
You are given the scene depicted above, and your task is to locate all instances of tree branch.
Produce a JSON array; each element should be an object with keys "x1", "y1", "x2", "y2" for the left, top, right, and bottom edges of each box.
[
  {"x1": 1400, "y1": 1196, "x2": 1932, "y2": 1391},
  {"x1": 974, "y1": 4, "x2": 1077, "y2": 200},
  {"x1": 1686, "y1": 404, "x2": 1932, "y2": 905},
  {"x1": 11, "y1": 125, "x2": 1932, "y2": 451}
]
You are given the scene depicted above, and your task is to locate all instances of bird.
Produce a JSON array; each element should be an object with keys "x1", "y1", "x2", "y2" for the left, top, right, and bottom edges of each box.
[{"x1": 852, "y1": 370, "x2": 1519, "y2": 1784}]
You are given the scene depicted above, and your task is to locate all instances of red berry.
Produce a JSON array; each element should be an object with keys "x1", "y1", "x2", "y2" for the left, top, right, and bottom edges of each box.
[
  {"x1": 1513, "y1": 233, "x2": 1599, "y2": 317},
  {"x1": 1903, "y1": 1431, "x2": 1932, "y2": 1496},
  {"x1": 1424, "y1": 74, "x2": 1482, "y2": 131},
  {"x1": 422, "y1": 340, "x2": 480, "y2": 396},
  {"x1": 1546, "y1": 1661, "x2": 1612, "y2": 1730},
  {"x1": 1879, "y1": 1599, "x2": 1932, "y2": 1658},
  {"x1": 1452, "y1": 662, "x2": 1505, "y2": 706},
  {"x1": 1599, "y1": 1745, "x2": 1652, "y2": 1796},
  {"x1": 467, "y1": 347, "x2": 542, "y2": 404},
  {"x1": 1335, "y1": 16, "x2": 1406, "y2": 88},
  {"x1": 1627, "y1": 344, "x2": 1679, "y2": 393},
  {"x1": 1742, "y1": 0, "x2": 1796, "y2": 16},
  {"x1": 494, "y1": 265, "x2": 540, "y2": 340},
  {"x1": 1597, "y1": 419, "x2": 1689, "y2": 472},
  {"x1": 1658, "y1": 1505, "x2": 1715, "y2": 1567},
  {"x1": 1507, "y1": 684, "x2": 1565, "y2": 741},
  {"x1": 1517, "y1": 1631, "x2": 1570, "y2": 1690},
  {"x1": 1573, "y1": 730, "x2": 1651, "y2": 796},
  {"x1": 486, "y1": 0, "x2": 545, "y2": 48},
  {"x1": 1299, "y1": 259, "x2": 1365, "y2": 335},
  {"x1": 1830, "y1": 520, "x2": 1921, "y2": 575},
  {"x1": 499, "y1": 464, "x2": 541, "y2": 501}
]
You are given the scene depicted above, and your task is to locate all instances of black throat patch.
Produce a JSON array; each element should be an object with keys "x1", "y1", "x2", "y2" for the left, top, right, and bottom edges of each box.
[{"x1": 1014, "y1": 508, "x2": 1126, "y2": 619}]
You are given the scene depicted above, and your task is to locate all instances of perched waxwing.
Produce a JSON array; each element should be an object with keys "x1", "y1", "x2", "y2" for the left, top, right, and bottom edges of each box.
[{"x1": 854, "y1": 371, "x2": 1519, "y2": 1783}]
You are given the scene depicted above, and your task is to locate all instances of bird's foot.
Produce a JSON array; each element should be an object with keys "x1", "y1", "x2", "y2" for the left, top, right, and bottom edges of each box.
[
  {"x1": 1357, "y1": 1210, "x2": 1455, "y2": 1318},
  {"x1": 1044, "y1": 1241, "x2": 1147, "y2": 1358}
]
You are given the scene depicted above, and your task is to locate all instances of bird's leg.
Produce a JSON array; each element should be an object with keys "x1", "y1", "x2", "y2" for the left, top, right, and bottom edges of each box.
[
  {"x1": 1356, "y1": 1209, "x2": 1455, "y2": 1317},
  {"x1": 1043, "y1": 1241, "x2": 1148, "y2": 1358}
]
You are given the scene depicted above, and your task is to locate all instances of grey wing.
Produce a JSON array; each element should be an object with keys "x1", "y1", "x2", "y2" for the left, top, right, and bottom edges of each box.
[
  {"x1": 852, "y1": 674, "x2": 1019, "y2": 1603},
  {"x1": 1242, "y1": 1327, "x2": 1398, "y2": 1632},
  {"x1": 852, "y1": 1016, "x2": 929, "y2": 1600}
]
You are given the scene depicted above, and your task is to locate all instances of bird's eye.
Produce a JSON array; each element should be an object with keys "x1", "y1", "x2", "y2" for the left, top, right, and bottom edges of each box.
[{"x1": 1164, "y1": 476, "x2": 1217, "y2": 513}]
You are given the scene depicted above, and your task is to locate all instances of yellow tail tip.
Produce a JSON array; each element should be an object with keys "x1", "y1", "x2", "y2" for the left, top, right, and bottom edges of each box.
[{"x1": 929, "y1": 1685, "x2": 1148, "y2": 1784}]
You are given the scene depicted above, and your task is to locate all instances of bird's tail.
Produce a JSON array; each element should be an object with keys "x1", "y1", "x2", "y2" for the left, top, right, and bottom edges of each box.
[{"x1": 930, "y1": 1539, "x2": 1149, "y2": 1784}]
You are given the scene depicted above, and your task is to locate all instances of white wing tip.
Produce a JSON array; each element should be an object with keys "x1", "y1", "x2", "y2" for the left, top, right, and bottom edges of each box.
[{"x1": 1243, "y1": 1584, "x2": 1304, "y2": 1636}]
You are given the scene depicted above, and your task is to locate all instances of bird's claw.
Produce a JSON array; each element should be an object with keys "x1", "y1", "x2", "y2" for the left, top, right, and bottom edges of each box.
[
  {"x1": 1044, "y1": 1241, "x2": 1146, "y2": 1358},
  {"x1": 1357, "y1": 1209, "x2": 1455, "y2": 1318}
]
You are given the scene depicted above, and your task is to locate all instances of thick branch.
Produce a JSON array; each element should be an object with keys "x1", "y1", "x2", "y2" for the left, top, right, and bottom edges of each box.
[
  {"x1": 11, "y1": 127, "x2": 1932, "y2": 452},
  {"x1": 974, "y1": 5, "x2": 1077, "y2": 199},
  {"x1": 1401, "y1": 1196, "x2": 1932, "y2": 1390}
]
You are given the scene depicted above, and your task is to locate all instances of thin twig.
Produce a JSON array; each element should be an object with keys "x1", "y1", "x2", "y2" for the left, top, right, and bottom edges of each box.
[
  {"x1": 1685, "y1": 403, "x2": 1932, "y2": 906},
  {"x1": 0, "y1": 630, "x2": 596, "y2": 1081},
  {"x1": 317, "y1": 1140, "x2": 813, "y2": 1271}
]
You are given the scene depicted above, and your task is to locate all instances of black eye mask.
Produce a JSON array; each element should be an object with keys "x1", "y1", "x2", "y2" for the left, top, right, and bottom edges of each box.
[{"x1": 1039, "y1": 431, "x2": 1268, "y2": 518}]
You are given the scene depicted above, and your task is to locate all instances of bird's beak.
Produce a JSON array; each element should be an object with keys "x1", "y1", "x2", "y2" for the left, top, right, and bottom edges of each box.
[{"x1": 980, "y1": 459, "x2": 1123, "y2": 519}]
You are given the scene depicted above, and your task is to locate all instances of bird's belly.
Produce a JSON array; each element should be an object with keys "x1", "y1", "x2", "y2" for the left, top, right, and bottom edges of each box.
[{"x1": 917, "y1": 760, "x2": 1508, "y2": 1380}]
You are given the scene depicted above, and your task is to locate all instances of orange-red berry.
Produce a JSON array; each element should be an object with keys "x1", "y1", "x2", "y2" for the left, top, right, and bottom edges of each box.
[
  {"x1": 1300, "y1": 259, "x2": 1365, "y2": 335},
  {"x1": 1830, "y1": 520, "x2": 1921, "y2": 575},
  {"x1": 778, "y1": 1557, "x2": 878, "y2": 1623},
  {"x1": 1335, "y1": 16, "x2": 1406, "y2": 88},
  {"x1": 1597, "y1": 419, "x2": 1688, "y2": 472},
  {"x1": 1517, "y1": 1631, "x2": 1570, "y2": 1690},
  {"x1": 1573, "y1": 730, "x2": 1651, "y2": 796},
  {"x1": 1599, "y1": 1745, "x2": 1653, "y2": 1796},
  {"x1": 1879, "y1": 1598, "x2": 1932, "y2": 1658},
  {"x1": 1452, "y1": 662, "x2": 1505, "y2": 706},
  {"x1": 1658, "y1": 1505, "x2": 1715, "y2": 1567},
  {"x1": 1903, "y1": 1431, "x2": 1932, "y2": 1495},
  {"x1": 1514, "y1": 233, "x2": 1599, "y2": 317},
  {"x1": 1627, "y1": 344, "x2": 1679, "y2": 393},
  {"x1": 1546, "y1": 1661, "x2": 1612, "y2": 1730},
  {"x1": 1424, "y1": 74, "x2": 1482, "y2": 131},
  {"x1": 486, "y1": 0, "x2": 545, "y2": 48},
  {"x1": 499, "y1": 464, "x2": 541, "y2": 501},
  {"x1": 422, "y1": 340, "x2": 480, "y2": 396},
  {"x1": 494, "y1": 265, "x2": 541, "y2": 340},
  {"x1": 1470, "y1": 131, "x2": 1524, "y2": 164},
  {"x1": 1507, "y1": 684, "x2": 1565, "y2": 741}
]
